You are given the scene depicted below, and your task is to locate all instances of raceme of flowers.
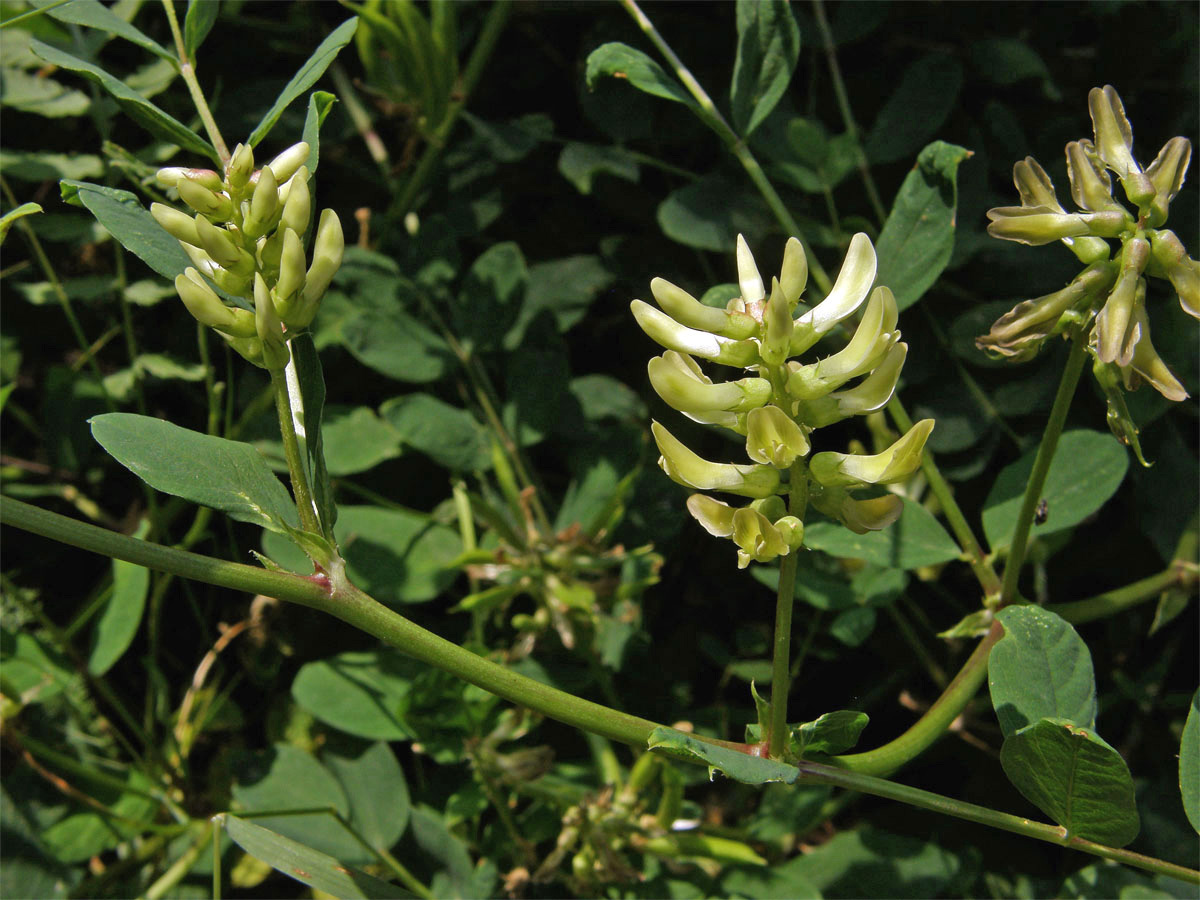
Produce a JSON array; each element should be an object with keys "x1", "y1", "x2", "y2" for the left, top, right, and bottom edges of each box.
[
  {"x1": 978, "y1": 86, "x2": 1197, "y2": 457},
  {"x1": 632, "y1": 234, "x2": 933, "y2": 568},
  {"x1": 150, "y1": 142, "x2": 344, "y2": 371}
]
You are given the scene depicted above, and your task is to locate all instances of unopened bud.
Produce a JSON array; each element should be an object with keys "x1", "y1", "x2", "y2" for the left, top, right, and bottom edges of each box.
[
  {"x1": 1065, "y1": 140, "x2": 1119, "y2": 212},
  {"x1": 735, "y1": 234, "x2": 765, "y2": 307},
  {"x1": 267, "y1": 142, "x2": 310, "y2": 184},
  {"x1": 286, "y1": 209, "x2": 344, "y2": 331},
  {"x1": 779, "y1": 237, "x2": 808, "y2": 309},
  {"x1": 1148, "y1": 230, "x2": 1199, "y2": 319},
  {"x1": 1013, "y1": 157, "x2": 1064, "y2": 211},
  {"x1": 1145, "y1": 136, "x2": 1192, "y2": 227},
  {"x1": 221, "y1": 333, "x2": 266, "y2": 368},
  {"x1": 150, "y1": 203, "x2": 201, "y2": 247},
  {"x1": 194, "y1": 215, "x2": 249, "y2": 271},
  {"x1": 651, "y1": 421, "x2": 780, "y2": 499},
  {"x1": 279, "y1": 166, "x2": 311, "y2": 235},
  {"x1": 226, "y1": 143, "x2": 254, "y2": 192},
  {"x1": 274, "y1": 228, "x2": 307, "y2": 313},
  {"x1": 210, "y1": 265, "x2": 253, "y2": 297},
  {"x1": 243, "y1": 165, "x2": 280, "y2": 240},
  {"x1": 177, "y1": 179, "x2": 233, "y2": 222},
  {"x1": 760, "y1": 277, "x2": 793, "y2": 366},
  {"x1": 1088, "y1": 85, "x2": 1139, "y2": 180},
  {"x1": 174, "y1": 268, "x2": 255, "y2": 337},
  {"x1": 253, "y1": 273, "x2": 289, "y2": 370},
  {"x1": 1093, "y1": 237, "x2": 1149, "y2": 366}
]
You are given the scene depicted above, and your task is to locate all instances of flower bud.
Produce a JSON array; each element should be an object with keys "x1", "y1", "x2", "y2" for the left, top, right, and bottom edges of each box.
[
  {"x1": 1063, "y1": 235, "x2": 1113, "y2": 265},
  {"x1": 760, "y1": 277, "x2": 793, "y2": 366},
  {"x1": 174, "y1": 268, "x2": 255, "y2": 337},
  {"x1": 647, "y1": 352, "x2": 770, "y2": 415},
  {"x1": 177, "y1": 179, "x2": 233, "y2": 222},
  {"x1": 194, "y1": 215, "x2": 250, "y2": 271},
  {"x1": 779, "y1": 237, "x2": 807, "y2": 309},
  {"x1": 267, "y1": 142, "x2": 311, "y2": 184},
  {"x1": 1093, "y1": 237, "x2": 1149, "y2": 366},
  {"x1": 649, "y1": 277, "x2": 756, "y2": 339},
  {"x1": 253, "y1": 273, "x2": 290, "y2": 370},
  {"x1": 810, "y1": 418, "x2": 934, "y2": 489},
  {"x1": 243, "y1": 164, "x2": 280, "y2": 240},
  {"x1": 285, "y1": 209, "x2": 344, "y2": 331},
  {"x1": 181, "y1": 243, "x2": 217, "y2": 279},
  {"x1": 732, "y1": 506, "x2": 789, "y2": 568},
  {"x1": 155, "y1": 167, "x2": 189, "y2": 189},
  {"x1": 1088, "y1": 85, "x2": 1140, "y2": 180},
  {"x1": 686, "y1": 494, "x2": 736, "y2": 537},
  {"x1": 631, "y1": 301, "x2": 760, "y2": 367},
  {"x1": 1144, "y1": 136, "x2": 1192, "y2": 227},
  {"x1": 150, "y1": 202, "x2": 202, "y2": 247},
  {"x1": 1065, "y1": 140, "x2": 1119, "y2": 212},
  {"x1": 736, "y1": 234, "x2": 765, "y2": 309},
  {"x1": 828, "y1": 492, "x2": 904, "y2": 534},
  {"x1": 274, "y1": 228, "x2": 307, "y2": 316},
  {"x1": 1148, "y1": 230, "x2": 1199, "y2": 319},
  {"x1": 791, "y1": 232, "x2": 876, "y2": 354},
  {"x1": 279, "y1": 166, "x2": 311, "y2": 235},
  {"x1": 788, "y1": 286, "x2": 898, "y2": 398},
  {"x1": 1125, "y1": 299, "x2": 1188, "y2": 402},
  {"x1": 221, "y1": 333, "x2": 266, "y2": 368},
  {"x1": 651, "y1": 421, "x2": 780, "y2": 498},
  {"x1": 745, "y1": 405, "x2": 810, "y2": 468},
  {"x1": 986, "y1": 206, "x2": 1093, "y2": 245},
  {"x1": 1013, "y1": 157, "x2": 1064, "y2": 210},
  {"x1": 210, "y1": 265, "x2": 253, "y2": 298},
  {"x1": 226, "y1": 143, "x2": 254, "y2": 192}
]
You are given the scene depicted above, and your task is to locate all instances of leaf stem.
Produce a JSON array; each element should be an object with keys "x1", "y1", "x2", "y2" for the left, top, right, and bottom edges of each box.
[
  {"x1": 999, "y1": 335, "x2": 1089, "y2": 604},
  {"x1": 160, "y1": 0, "x2": 229, "y2": 164},
  {"x1": 798, "y1": 758, "x2": 1200, "y2": 885},
  {"x1": 619, "y1": 0, "x2": 833, "y2": 296},
  {"x1": 269, "y1": 365, "x2": 321, "y2": 536}
]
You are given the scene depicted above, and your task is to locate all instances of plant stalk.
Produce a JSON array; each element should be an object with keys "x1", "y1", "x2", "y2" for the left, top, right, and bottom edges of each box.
[
  {"x1": 769, "y1": 461, "x2": 807, "y2": 757},
  {"x1": 269, "y1": 365, "x2": 321, "y2": 536},
  {"x1": 161, "y1": 0, "x2": 229, "y2": 164}
]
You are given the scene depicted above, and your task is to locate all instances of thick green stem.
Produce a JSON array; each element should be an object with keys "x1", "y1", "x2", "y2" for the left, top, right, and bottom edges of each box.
[
  {"x1": 799, "y1": 759, "x2": 1199, "y2": 885},
  {"x1": 269, "y1": 365, "x2": 321, "y2": 536},
  {"x1": 161, "y1": 0, "x2": 229, "y2": 164},
  {"x1": 999, "y1": 335, "x2": 1089, "y2": 604},
  {"x1": 619, "y1": 0, "x2": 833, "y2": 296},
  {"x1": 1051, "y1": 561, "x2": 1197, "y2": 625},
  {"x1": 769, "y1": 462, "x2": 807, "y2": 758}
]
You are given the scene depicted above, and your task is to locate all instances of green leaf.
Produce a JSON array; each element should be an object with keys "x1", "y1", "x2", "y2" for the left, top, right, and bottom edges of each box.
[
  {"x1": 40, "y1": 772, "x2": 157, "y2": 863},
  {"x1": 0, "y1": 150, "x2": 104, "y2": 182},
  {"x1": 981, "y1": 430, "x2": 1129, "y2": 552},
  {"x1": 557, "y1": 142, "x2": 640, "y2": 195},
  {"x1": 0, "y1": 202, "x2": 42, "y2": 245},
  {"x1": 91, "y1": 412, "x2": 299, "y2": 534},
  {"x1": 322, "y1": 740, "x2": 410, "y2": 854},
  {"x1": 969, "y1": 38, "x2": 1059, "y2": 100},
  {"x1": 1181, "y1": 689, "x2": 1199, "y2": 833},
  {"x1": 648, "y1": 727, "x2": 800, "y2": 785},
  {"x1": 380, "y1": 394, "x2": 490, "y2": 473},
  {"x1": 875, "y1": 141, "x2": 971, "y2": 311},
  {"x1": 28, "y1": 40, "x2": 216, "y2": 161},
  {"x1": 247, "y1": 17, "x2": 358, "y2": 147},
  {"x1": 219, "y1": 814, "x2": 409, "y2": 899},
  {"x1": 319, "y1": 405, "x2": 401, "y2": 476},
  {"x1": 1000, "y1": 717, "x2": 1140, "y2": 846},
  {"x1": 88, "y1": 518, "x2": 150, "y2": 675},
  {"x1": 507, "y1": 255, "x2": 616, "y2": 345},
  {"x1": 989, "y1": 605, "x2": 1097, "y2": 738},
  {"x1": 829, "y1": 606, "x2": 876, "y2": 646},
  {"x1": 301, "y1": 90, "x2": 338, "y2": 176},
  {"x1": 585, "y1": 42, "x2": 698, "y2": 111},
  {"x1": 263, "y1": 506, "x2": 461, "y2": 603},
  {"x1": 0, "y1": 67, "x2": 90, "y2": 118},
  {"x1": 1059, "y1": 863, "x2": 1189, "y2": 899},
  {"x1": 802, "y1": 498, "x2": 961, "y2": 570},
  {"x1": 34, "y1": 0, "x2": 174, "y2": 63},
  {"x1": 658, "y1": 174, "x2": 775, "y2": 252},
  {"x1": 453, "y1": 242, "x2": 527, "y2": 352},
  {"x1": 293, "y1": 650, "x2": 416, "y2": 742},
  {"x1": 795, "y1": 710, "x2": 869, "y2": 757},
  {"x1": 183, "y1": 0, "x2": 219, "y2": 59},
  {"x1": 59, "y1": 181, "x2": 192, "y2": 281},
  {"x1": 339, "y1": 305, "x2": 452, "y2": 383},
  {"x1": 1, "y1": 629, "x2": 74, "y2": 705},
  {"x1": 865, "y1": 53, "x2": 963, "y2": 165},
  {"x1": 409, "y1": 806, "x2": 488, "y2": 900},
  {"x1": 730, "y1": 0, "x2": 800, "y2": 137}
]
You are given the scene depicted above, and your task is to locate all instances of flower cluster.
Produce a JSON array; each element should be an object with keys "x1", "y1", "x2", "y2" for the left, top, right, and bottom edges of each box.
[
  {"x1": 979, "y1": 86, "x2": 1196, "y2": 455},
  {"x1": 632, "y1": 234, "x2": 933, "y2": 568},
  {"x1": 150, "y1": 142, "x2": 344, "y2": 371}
]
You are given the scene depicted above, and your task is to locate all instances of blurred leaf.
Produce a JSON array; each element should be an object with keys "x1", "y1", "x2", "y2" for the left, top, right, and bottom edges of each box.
[
  {"x1": 263, "y1": 506, "x2": 461, "y2": 603},
  {"x1": 454, "y1": 242, "x2": 526, "y2": 352},
  {"x1": 247, "y1": 17, "x2": 358, "y2": 146},
  {"x1": 29, "y1": 40, "x2": 216, "y2": 160},
  {"x1": 795, "y1": 710, "x2": 869, "y2": 757},
  {"x1": 219, "y1": 814, "x2": 408, "y2": 898},
  {"x1": 503, "y1": 343, "x2": 576, "y2": 446},
  {"x1": 658, "y1": 174, "x2": 774, "y2": 252},
  {"x1": 91, "y1": 413, "x2": 299, "y2": 534},
  {"x1": 0, "y1": 68, "x2": 90, "y2": 117},
  {"x1": 299, "y1": 90, "x2": 338, "y2": 177},
  {"x1": 803, "y1": 499, "x2": 961, "y2": 570},
  {"x1": 0, "y1": 150, "x2": 103, "y2": 181},
  {"x1": 865, "y1": 54, "x2": 963, "y2": 165},
  {"x1": 722, "y1": 854, "x2": 822, "y2": 899},
  {"x1": 0, "y1": 785, "x2": 77, "y2": 899},
  {"x1": 0, "y1": 202, "x2": 42, "y2": 244},
  {"x1": 648, "y1": 727, "x2": 800, "y2": 784},
  {"x1": 322, "y1": 740, "x2": 410, "y2": 855},
  {"x1": 461, "y1": 112, "x2": 553, "y2": 163},
  {"x1": 1182, "y1": 689, "x2": 1199, "y2": 833},
  {"x1": 912, "y1": 384, "x2": 990, "y2": 453},
  {"x1": 183, "y1": 0, "x2": 219, "y2": 60},
  {"x1": 586, "y1": 42, "x2": 698, "y2": 111},
  {"x1": 1059, "y1": 863, "x2": 1190, "y2": 899},
  {"x1": 508, "y1": 255, "x2": 616, "y2": 345},
  {"x1": 293, "y1": 651, "x2": 416, "y2": 742},
  {"x1": 0, "y1": 629, "x2": 74, "y2": 705},
  {"x1": 969, "y1": 38, "x2": 1059, "y2": 100},
  {"x1": 568, "y1": 375, "x2": 646, "y2": 423},
  {"x1": 409, "y1": 806, "x2": 492, "y2": 900},
  {"x1": 34, "y1": 0, "x2": 173, "y2": 61},
  {"x1": 989, "y1": 605, "x2": 1097, "y2": 738},
  {"x1": 380, "y1": 393, "x2": 490, "y2": 472},
  {"x1": 59, "y1": 181, "x2": 192, "y2": 281},
  {"x1": 557, "y1": 142, "x2": 640, "y2": 194},
  {"x1": 339, "y1": 302, "x2": 452, "y2": 383},
  {"x1": 40, "y1": 772, "x2": 157, "y2": 863},
  {"x1": 730, "y1": 0, "x2": 800, "y2": 137},
  {"x1": 1000, "y1": 717, "x2": 1139, "y2": 846},
  {"x1": 319, "y1": 405, "x2": 401, "y2": 476},
  {"x1": 829, "y1": 606, "x2": 876, "y2": 646},
  {"x1": 981, "y1": 430, "x2": 1129, "y2": 552},
  {"x1": 875, "y1": 141, "x2": 971, "y2": 311},
  {"x1": 87, "y1": 518, "x2": 150, "y2": 675}
]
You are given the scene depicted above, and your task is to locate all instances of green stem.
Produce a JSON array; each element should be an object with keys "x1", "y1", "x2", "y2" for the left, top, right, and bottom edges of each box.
[
  {"x1": 831, "y1": 622, "x2": 1001, "y2": 776},
  {"x1": 999, "y1": 335, "x2": 1089, "y2": 604},
  {"x1": 769, "y1": 462, "x2": 807, "y2": 757},
  {"x1": 269, "y1": 366, "x2": 321, "y2": 536},
  {"x1": 799, "y1": 759, "x2": 1200, "y2": 885},
  {"x1": 143, "y1": 823, "x2": 212, "y2": 900},
  {"x1": 809, "y1": 0, "x2": 887, "y2": 226},
  {"x1": 1051, "y1": 561, "x2": 1197, "y2": 625},
  {"x1": 211, "y1": 817, "x2": 222, "y2": 900},
  {"x1": 329, "y1": 62, "x2": 392, "y2": 175},
  {"x1": 619, "y1": 0, "x2": 833, "y2": 296},
  {"x1": 888, "y1": 395, "x2": 1002, "y2": 599},
  {"x1": 160, "y1": 0, "x2": 229, "y2": 164}
]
